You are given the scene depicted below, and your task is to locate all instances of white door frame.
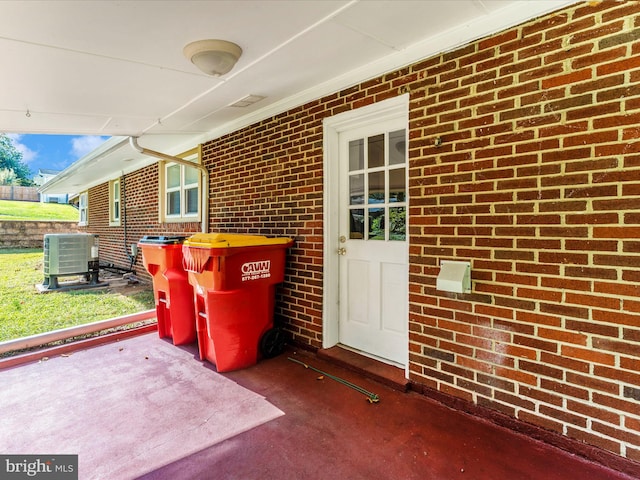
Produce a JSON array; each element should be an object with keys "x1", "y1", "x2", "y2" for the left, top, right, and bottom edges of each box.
[{"x1": 322, "y1": 94, "x2": 409, "y2": 363}]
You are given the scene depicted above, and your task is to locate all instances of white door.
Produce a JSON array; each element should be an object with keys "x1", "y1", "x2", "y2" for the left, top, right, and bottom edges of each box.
[{"x1": 337, "y1": 119, "x2": 408, "y2": 366}]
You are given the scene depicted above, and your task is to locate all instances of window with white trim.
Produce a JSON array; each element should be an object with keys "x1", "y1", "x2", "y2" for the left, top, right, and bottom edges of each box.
[
  {"x1": 159, "y1": 147, "x2": 202, "y2": 222},
  {"x1": 78, "y1": 192, "x2": 88, "y2": 226},
  {"x1": 109, "y1": 179, "x2": 121, "y2": 226}
]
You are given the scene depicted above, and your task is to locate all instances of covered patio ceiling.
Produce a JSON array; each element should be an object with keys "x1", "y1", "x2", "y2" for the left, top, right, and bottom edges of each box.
[{"x1": 1, "y1": 0, "x2": 576, "y2": 194}]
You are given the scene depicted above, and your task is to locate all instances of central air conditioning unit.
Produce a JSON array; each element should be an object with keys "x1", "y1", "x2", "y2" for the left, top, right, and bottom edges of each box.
[{"x1": 43, "y1": 233, "x2": 99, "y2": 289}]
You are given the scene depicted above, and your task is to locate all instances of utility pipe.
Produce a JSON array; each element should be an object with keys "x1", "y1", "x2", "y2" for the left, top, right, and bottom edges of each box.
[
  {"x1": 0, "y1": 309, "x2": 156, "y2": 355},
  {"x1": 129, "y1": 137, "x2": 209, "y2": 233}
]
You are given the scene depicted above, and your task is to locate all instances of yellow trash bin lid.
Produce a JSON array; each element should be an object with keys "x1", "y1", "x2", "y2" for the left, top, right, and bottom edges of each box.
[{"x1": 184, "y1": 233, "x2": 292, "y2": 248}]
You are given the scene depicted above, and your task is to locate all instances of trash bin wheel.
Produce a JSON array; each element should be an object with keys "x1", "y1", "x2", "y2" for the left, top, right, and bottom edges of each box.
[{"x1": 260, "y1": 327, "x2": 286, "y2": 359}]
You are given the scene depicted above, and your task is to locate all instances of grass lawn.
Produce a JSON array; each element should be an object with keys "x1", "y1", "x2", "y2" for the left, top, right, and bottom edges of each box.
[
  {"x1": 0, "y1": 249, "x2": 156, "y2": 342},
  {"x1": 0, "y1": 199, "x2": 78, "y2": 221}
]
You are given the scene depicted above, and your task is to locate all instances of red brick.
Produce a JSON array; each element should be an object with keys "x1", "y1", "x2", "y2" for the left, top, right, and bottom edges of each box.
[
  {"x1": 593, "y1": 338, "x2": 639, "y2": 357},
  {"x1": 572, "y1": 46, "x2": 627, "y2": 70},
  {"x1": 540, "y1": 302, "x2": 589, "y2": 320},
  {"x1": 594, "y1": 226, "x2": 640, "y2": 238},
  {"x1": 602, "y1": 2, "x2": 640, "y2": 23},
  {"x1": 479, "y1": 29, "x2": 519, "y2": 50},
  {"x1": 566, "y1": 319, "x2": 620, "y2": 338},
  {"x1": 597, "y1": 55, "x2": 640, "y2": 76},
  {"x1": 565, "y1": 239, "x2": 618, "y2": 251},
  {"x1": 541, "y1": 276, "x2": 591, "y2": 293},
  {"x1": 541, "y1": 147, "x2": 591, "y2": 163},
  {"x1": 563, "y1": 130, "x2": 619, "y2": 148},
  {"x1": 494, "y1": 366, "x2": 537, "y2": 386},
  {"x1": 566, "y1": 101, "x2": 621, "y2": 121},
  {"x1": 567, "y1": 399, "x2": 620, "y2": 425},
  {"x1": 541, "y1": 404, "x2": 587, "y2": 427},
  {"x1": 539, "y1": 251, "x2": 587, "y2": 265},
  {"x1": 593, "y1": 421, "x2": 640, "y2": 445},
  {"x1": 522, "y1": 12, "x2": 569, "y2": 37},
  {"x1": 567, "y1": 371, "x2": 619, "y2": 393},
  {"x1": 540, "y1": 352, "x2": 590, "y2": 374},
  {"x1": 593, "y1": 111, "x2": 640, "y2": 129},
  {"x1": 570, "y1": 73, "x2": 624, "y2": 95},
  {"x1": 595, "y1": 365, "x2": 640, "y2": 387},
  {"x1": 594, "y1": 281, "x2": 640, "y2": 298},
  {"x1": 516, "y1": 311, "x2": 561, "y2": 328},
  {"x1": 541, "y1": 68, "x2": 592, "y2": 89},
  {"x1": 545, "y1": 43, "x2": 593, "y2": 65},
  {"x1": 594, "y1": 309, "x2": 640, "y2": 328},
  {"x1": 519, "y1": 411, "x2": 563, "y2": 434},
  {"x1": 520, "y1": 385, "x2": 563, "y2": 406},
  {"x1": 538, "y1": 327, "x2": 587, "y2": 346},
  {"x1": 565, "y1": 292, "x2": 620, "y2": 310},
  {"x1": 566, "y1": 427, "x2": 621, "y2": 455},
  {"x1": 543, "y1": 380, "x2": 589, "y2": 402},
  {"x1": 594, "y1": 392, "x2": 640, "y2": 416},
  {"x1": 565, "y1": 266, "x2": 617, "y2": 281},
  {"x1": 561, "y1": 346, "x2": 615, "y2": 366}
]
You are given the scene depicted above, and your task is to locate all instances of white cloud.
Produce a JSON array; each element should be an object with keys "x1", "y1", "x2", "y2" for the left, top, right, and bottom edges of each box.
[
  {"x1": 5, "y1": 133, "x2": 38, "y2": 164},
  {"x1": 70, "y1": 135, "x2": 108, "y2": 159}
]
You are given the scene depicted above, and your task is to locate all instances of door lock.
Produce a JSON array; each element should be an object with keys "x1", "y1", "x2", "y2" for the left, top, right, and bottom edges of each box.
[{"x1": 337, "y1": 247, "x2": 347, "y2": 256}]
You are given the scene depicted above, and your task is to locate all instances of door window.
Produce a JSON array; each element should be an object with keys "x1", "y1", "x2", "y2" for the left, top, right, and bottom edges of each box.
[{"x1": 348, "y1": 129, "x2": 406, "y2": 241}]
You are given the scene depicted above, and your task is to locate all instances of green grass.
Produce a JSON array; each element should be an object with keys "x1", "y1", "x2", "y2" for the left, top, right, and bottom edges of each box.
[
  {"x1": 0, "y1": 199, "x2": 79, "y2": 221},
  {"x1": 0, "y1": 249, "x2": 156, "y2": 342}
]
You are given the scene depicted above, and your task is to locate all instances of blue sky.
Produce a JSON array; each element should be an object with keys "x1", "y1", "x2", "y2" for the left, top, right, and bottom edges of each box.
[{"x1": 6, "y1": 134, "x2": 110, "y2": 178}]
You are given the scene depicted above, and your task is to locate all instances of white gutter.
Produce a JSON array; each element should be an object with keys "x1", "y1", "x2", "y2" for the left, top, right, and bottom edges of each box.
[
  {"x1": 37, "y1": 136, "x2": 130, "y2": 195},
  {"x1": 0, "y1": 309, "x2": 156, "y2": 355},
  {"x1": 129, "y1": 137, "x2": 209, "y2": 234}
]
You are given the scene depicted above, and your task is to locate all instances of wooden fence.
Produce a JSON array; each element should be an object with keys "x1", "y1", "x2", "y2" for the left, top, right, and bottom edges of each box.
[{"x1": 0, "y1": 186, "x2": 39, "y2": 202}]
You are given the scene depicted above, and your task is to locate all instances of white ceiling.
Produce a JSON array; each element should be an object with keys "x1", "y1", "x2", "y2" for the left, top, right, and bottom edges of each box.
[{"x1": 6, "y1": 0, "x2": 574, "y2": 193}]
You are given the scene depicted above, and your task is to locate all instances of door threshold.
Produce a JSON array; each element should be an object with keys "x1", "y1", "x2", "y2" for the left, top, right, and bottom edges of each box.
[{"x1": 317, "y1": 346, "x2": 409, "y2": 392}]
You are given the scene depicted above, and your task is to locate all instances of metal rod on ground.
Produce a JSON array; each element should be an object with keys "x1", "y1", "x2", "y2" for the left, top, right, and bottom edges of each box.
[{"x1": 288, "y1": 356, "x2": 380, "y2": 403}]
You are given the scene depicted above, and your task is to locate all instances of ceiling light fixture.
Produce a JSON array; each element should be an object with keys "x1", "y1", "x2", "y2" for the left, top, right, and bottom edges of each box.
[{"x1": 183, "y1": 39, "x2": 242, "y2": 76}]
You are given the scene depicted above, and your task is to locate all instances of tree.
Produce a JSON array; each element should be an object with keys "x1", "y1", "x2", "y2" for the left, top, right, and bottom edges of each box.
[
  {"x1": 0, "y1": 134, "x2": 32, "y2": 185},
  {"x1": 0, "y1": 168, "x2": 18, "y2": 186}
]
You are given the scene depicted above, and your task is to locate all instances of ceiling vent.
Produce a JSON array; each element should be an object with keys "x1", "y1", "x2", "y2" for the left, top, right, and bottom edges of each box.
[{"x1": 229, "y1": 95, "x2": 265, "y2": 108}]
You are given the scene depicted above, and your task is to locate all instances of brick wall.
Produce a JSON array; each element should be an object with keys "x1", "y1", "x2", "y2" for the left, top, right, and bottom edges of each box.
[
  {"x1": 81, "y1": 165, "x2": 200, "y2": 276},
  {"x1": 86, "y1": 1, "x2": 640, "y2": 470},
  {"x1": 406, "y1": 1, "x2": 640, "y2": 466},
  {"x1": 202, "y1": 111, "x2": 325, "y2": 346}
]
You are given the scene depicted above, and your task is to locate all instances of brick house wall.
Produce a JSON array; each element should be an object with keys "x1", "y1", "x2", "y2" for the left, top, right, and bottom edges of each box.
[
  {"x1": 83, "y1": 2, "x2": 640, "y2": 472},
  {"x1": 81, "y1": 164, "x2": 200, "y2": 273}
]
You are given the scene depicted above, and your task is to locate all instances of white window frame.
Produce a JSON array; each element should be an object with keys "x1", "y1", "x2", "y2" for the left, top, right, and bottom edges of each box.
[
  {"x1": 159, "y1": 147, "x2": 202, "y2": 223},
  {"x1": 109, "y1": 179, "x2": 121, "y2": 226},
  {"x1": 78, "y1": 192, "x2": 88, "y2": 226}
]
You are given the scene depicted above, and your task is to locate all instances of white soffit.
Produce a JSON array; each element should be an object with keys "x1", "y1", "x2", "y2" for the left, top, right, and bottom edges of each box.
[{"x1": 28, "y1": 0, "x2": 578, "y2": 193}]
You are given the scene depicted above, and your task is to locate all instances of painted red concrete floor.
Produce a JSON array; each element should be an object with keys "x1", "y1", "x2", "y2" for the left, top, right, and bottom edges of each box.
[{"x1": 0, "y1": 332, "x2": 634, "y2": 480}]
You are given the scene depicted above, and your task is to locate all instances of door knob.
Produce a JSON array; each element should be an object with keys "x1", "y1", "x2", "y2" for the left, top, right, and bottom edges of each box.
[{"x1": 337, "y1": 247, "x2": 346, "y2": 256}]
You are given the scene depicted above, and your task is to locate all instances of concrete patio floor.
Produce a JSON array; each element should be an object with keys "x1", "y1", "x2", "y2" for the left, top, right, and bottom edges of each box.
[{"x1": 0, "y1": 332, "x2": 634, "y2": 480}]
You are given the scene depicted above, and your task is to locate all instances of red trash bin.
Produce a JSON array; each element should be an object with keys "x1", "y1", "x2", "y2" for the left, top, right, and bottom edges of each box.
[
  {"x1": 182, "y1": 233, "x2": 293, "y2": 372},
  {"x1": 138, "y1": 236, "x2": 196, "y2": 346}
]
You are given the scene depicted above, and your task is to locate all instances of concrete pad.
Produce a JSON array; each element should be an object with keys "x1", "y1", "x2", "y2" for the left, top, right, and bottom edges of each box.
[
  {"x1": 0, "y1": 333, "x2": 283, "y2": 479},
  {"x1": 0, "y1": 332, "x2": 635, "y2": 479}
]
